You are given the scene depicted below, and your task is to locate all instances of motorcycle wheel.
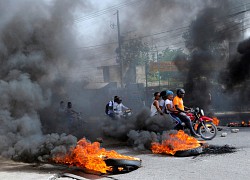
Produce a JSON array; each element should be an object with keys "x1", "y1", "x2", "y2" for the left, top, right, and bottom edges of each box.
[{"x1": 197, "y1": 122, "x2": 217, "y2": 140}]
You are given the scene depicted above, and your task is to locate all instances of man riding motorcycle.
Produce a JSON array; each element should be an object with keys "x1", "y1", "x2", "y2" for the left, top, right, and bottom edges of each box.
[
  {"x1": 173, "y1": 89, "x2": 201, "y2": 138},
  {"x1": 107, "y1": 96, "x2": 130, "y2": 119},
  {"x1": 113, "y1": 97, "x2": 130, "y2": 118}
]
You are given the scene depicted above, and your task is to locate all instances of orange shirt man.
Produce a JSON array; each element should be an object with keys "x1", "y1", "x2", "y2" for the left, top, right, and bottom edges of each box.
[
  {"x1": 173, "y1": 88, "x2": 201, "y2": 138},
  {"x1": 173, "y1": 95, "x2": 184, "y2": 112}
]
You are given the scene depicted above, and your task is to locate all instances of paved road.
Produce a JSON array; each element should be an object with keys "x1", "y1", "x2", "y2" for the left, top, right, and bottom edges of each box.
[{"x1": 0, "y1": 126, "x2": 250, "y2": 180}]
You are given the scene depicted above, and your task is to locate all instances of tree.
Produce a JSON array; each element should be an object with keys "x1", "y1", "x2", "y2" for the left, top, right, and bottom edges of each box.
[
  {"x1": 119, "y1": 37, "x2": 149, "y2": 85},
  {"x1": 158, "y1": 48, "x2": 186, "y2": 61}
]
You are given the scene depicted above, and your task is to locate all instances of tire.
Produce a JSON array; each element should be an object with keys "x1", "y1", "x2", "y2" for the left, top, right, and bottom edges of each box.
[
  {"x1": 197, "y1": 122, "x2": 217, "y2": 140},
  {"x1": 104, "y1": 158, "x2": 141, "y2": 174},
  {"x1": 105, "y1": 158, "x2": 141, "y2": 167},
  {"x1": 174, "y1": 146, "x2": 203, "y2": 157}
]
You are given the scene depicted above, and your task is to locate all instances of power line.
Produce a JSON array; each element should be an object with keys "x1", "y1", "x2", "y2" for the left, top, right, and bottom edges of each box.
[
  {"x1": 74, "y1": 0, "x2": 143, "y2": 23},
  {"x1": 75, "y1": 3, "x2": 250, "y2": 55}
]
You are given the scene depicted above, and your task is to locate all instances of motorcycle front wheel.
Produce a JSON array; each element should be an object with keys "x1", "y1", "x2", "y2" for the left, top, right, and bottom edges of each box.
[{"x1": 197, "y1": 122, "x2": 217, "y2": 140}]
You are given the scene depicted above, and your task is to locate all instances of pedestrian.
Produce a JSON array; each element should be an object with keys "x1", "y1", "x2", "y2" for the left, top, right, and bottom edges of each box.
[{"x1": 58, "y1": 100, "x2": 66, "y2": 113}]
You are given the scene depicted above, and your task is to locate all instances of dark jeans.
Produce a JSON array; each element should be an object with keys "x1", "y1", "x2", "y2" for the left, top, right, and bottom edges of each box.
[
  {"x1": 169, "y1": 113, "x2": 182, "y2": 129},
  {"x1": 175, "y1": 112, "x2": 197, "y2": 135}
]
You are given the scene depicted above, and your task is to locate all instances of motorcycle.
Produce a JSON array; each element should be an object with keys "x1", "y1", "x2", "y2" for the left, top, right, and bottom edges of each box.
[
  {"x1": 106, "y1": 109, "x2": 132, "y2": 119},
  {"x1": 174, "y1": 107, "x2": 217, "y2": 140},
  {"x1": 122, "y1": 109, "x2": 132, "y2": 119}
]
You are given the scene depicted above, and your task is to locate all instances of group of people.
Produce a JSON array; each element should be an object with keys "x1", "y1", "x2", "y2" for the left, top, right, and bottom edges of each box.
[
  {"x1": 150, "y1": 88, "x2": 201, "y2": 138},
  {"x1": 106, "y1": 96, "x2": 130, "y2": 119}
]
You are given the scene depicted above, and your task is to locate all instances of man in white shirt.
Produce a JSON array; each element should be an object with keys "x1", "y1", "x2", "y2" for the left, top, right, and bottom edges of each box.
[{"x1": 113, "y1": 97, "x2": 129, "y2": 118}]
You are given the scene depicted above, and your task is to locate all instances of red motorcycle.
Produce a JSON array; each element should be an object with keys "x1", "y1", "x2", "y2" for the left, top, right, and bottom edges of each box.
[{"x1": 186, "y1": 107, "x2": 217, "y2": 140}]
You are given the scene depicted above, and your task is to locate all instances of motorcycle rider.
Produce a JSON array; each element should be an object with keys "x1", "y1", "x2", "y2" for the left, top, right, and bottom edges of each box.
[
  {"x1": 165, "y1": 90, "x2": 182, "y2": 129},
  {"x1": 151, "y1": 92, "x2": 163, "y2": 116},
  {"x1": 159, "y1": 90, "x2": 167, "y2": 114},
  {"x1": 113, "y1": 97, "x2": 130, "y2": 118},
  {"x1": 173, "y1": 89, "x2": 201, "y2": 138},
  {"x1": 107, "y1": 96, "x2": 119, "y2": 118}
]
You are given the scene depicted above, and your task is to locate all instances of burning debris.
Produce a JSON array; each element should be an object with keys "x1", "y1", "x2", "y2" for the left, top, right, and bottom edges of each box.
[
  {"x1": 227, "y1": 121, "x2": 250, "y2": 127},
  {"x1": 151, "y1": 130, "x2": 202, "y2": 156},
  {"x1": 53, "y1": 138, "x2": 141, "y2": 174},
  {"x1": 212, "y1": 117, "x2": 220, "y2": 126}
]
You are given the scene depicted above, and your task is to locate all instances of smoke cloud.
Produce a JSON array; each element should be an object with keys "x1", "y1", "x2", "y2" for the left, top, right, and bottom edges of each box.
[
  {"x1": 219, "y1": 37, "x2": 250, "y2": 106},
  {"x1": 0, "y1": 0, "x2": 88, "y2": 162},
  {"x1": 102, "y1": 108, "x2": 175, "y2": 149},
  {"x1": 1, "y1": 0, "x2": 248, "y2": 161},
  {"x1": 174, "y1": 0, "x2": 243, "y2": 111}
]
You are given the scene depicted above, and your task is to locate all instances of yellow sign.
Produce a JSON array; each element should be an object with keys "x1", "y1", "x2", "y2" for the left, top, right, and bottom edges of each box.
[{"x1": 149, "y1": 61, "x2": 178, "y2": 72}]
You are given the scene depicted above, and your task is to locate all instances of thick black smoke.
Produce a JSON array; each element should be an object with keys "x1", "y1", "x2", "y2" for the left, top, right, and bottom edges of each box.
[
  {"x1": 175, "y1": 0, "x2": 242, "y2": 111},
  {"x1": 0, "y1": 0, "x2": 88, "y2": 162},
  {"x1": 102, "y1": 108, "x2": 174, "y2": 141},
  {"x1": 219, "y1": 38, "x2": 250, "y2": 106}
]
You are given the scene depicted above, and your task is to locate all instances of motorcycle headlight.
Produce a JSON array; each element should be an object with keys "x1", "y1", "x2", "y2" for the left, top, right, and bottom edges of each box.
[{"x1": 200, "y1": 109, "x2": 204, "y2": 116}]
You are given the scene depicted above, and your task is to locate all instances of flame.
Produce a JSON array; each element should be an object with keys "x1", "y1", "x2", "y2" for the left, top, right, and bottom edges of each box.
[
  {"x1": 53, "y1": 138, "x2": 140, "y2": 174},
  {"x1": 212, "y1": 117, "x2": 220, "y2": 126},
  {"x1": 228, "y1": 121, "x2": 250, "y2": 127},
  {"x1": 151, "y1": 130, "x2": 201, "y2": 155}
]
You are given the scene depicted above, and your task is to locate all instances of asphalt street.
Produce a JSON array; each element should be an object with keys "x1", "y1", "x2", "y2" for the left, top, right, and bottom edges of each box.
[{"x1": 0, "y1": 126, "x2": 250, "y2": 180}]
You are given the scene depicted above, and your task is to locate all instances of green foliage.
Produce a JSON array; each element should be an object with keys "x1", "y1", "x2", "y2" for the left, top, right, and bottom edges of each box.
[
  {"x1": 147, "y1": 47, "x2": 187, "y2": 84},
  {"x1": 120, "y1": 38, "x2": 150, "y2": 66},
  {"x1": 158, "y1": 47, "x2": 186, "y2": 61}
]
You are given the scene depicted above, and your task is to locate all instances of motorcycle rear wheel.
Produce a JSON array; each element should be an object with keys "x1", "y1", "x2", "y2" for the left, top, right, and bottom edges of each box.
[{"x1": 197, "y1": 122, "x2": 217, "y2": 140}]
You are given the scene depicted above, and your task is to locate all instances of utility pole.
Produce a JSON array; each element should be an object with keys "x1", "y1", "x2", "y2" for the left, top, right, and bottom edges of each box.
[
  {"x1": 145, "y1": 52, "x2": 149, "y2": 106},
  {"x1": 156, "y1": 50, "x2": 161, "y2": 90},
  {"x1": 116, "y1": 10, "x2": 123, "y2": 88}
]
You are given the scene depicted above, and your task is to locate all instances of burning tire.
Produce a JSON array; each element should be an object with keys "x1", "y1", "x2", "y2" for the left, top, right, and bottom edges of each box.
[
  {"x1": 104, "y1": 158, "x2": 141, "y2": 174},
  {"x1": 197, "y1": 122, "x2": 217, "y2": 140},
  {"x1": 174, "y1": 146, "x2": 203, "y2": 157}
]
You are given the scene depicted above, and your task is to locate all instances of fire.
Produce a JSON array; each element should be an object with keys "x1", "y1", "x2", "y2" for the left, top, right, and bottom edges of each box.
[
  {"x1": 228, "y1": 121, "x2": 250, "y2": 127},
  {"x1": 212, "y1": 117, "x2": 220, "y2": 126},
  {"x1": 151, "y1": 130, "x2": 201, "y2": 156},
  {"x1": 53, "y1": 138, "x2": 140, "y2": 174}
]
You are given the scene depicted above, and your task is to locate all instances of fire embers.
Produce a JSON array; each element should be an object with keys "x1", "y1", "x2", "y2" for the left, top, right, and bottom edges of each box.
[
  {"x1": 151, "y1": 130, "x2": 202, "y2": 156},
  {"x1": 53, "y1": 138, "x2": 141, "y2": 174},
  {"x1": 228, "y1": 121, "x2": 250, "y2": 127},
  {"x1": 212, "y1": 117, "x2": 220, "y2": 126}
]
